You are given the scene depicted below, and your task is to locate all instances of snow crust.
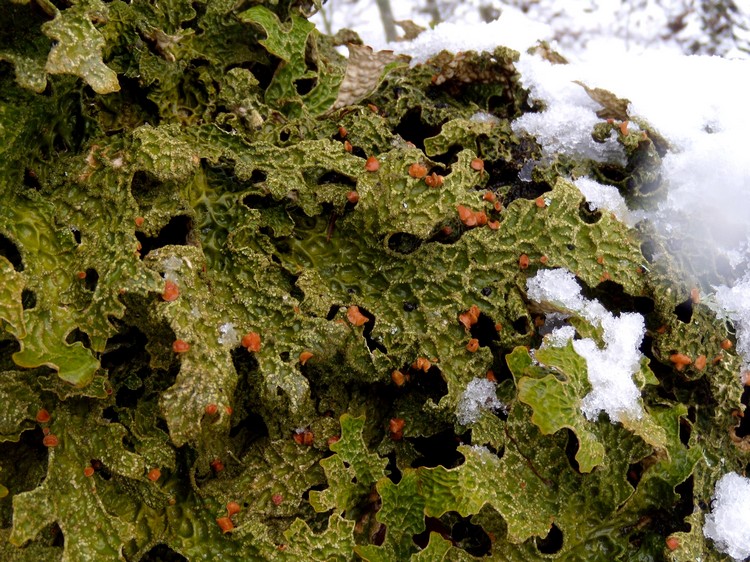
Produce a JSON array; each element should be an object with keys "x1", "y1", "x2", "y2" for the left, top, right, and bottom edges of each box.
[
  {"x1": 714, "y1": 276, "x2": 750, "y2": 372},
  {"x1": 573, "y1": 177, "x2": 643, "y2": 227},
  {"x1": 217, "y1": 322, "x2": 240, "y2": 346},
  {"x1": 527, "y1": 269, "x2": 645, "y2": 422},
  {"x1": 456, "y1": 378, "x2": 504, "y2": 425},
  {"x1": 384, "y1": 8, "x2": 552, "y2": 64},
  {"x1": 704, "y1": 472, "x2": 750, "y2": 560}
]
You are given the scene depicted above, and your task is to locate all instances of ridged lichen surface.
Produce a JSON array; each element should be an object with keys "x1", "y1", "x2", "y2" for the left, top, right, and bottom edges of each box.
[{"x1": 0, "y1": 1, "x2": 747, "y2": 561}]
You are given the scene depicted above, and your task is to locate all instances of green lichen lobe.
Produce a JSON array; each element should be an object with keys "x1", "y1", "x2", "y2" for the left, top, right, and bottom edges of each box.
[{"x1": 0, "y1": 2, "x2": 745, "y2": 561}]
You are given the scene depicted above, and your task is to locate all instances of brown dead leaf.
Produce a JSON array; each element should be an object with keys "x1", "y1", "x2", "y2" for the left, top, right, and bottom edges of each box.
[
  {"x1": 574, "y1": 80, "x2": 630, "y2": 121},
  {"x1": 331, "y1": 44, "x2": 409, "y2": 110}
]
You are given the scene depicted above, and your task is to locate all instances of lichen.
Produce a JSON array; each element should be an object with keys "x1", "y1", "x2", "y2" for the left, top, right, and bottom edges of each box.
[{"x1": 0, "y1": 2, "x2": 747, "y2": 561}]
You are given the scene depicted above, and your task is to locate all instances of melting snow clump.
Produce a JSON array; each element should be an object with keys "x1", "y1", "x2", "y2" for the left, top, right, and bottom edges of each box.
[
  {"x1": 574, "y1": 177, "x2": 643, "y2": 227},
  {"x1": 161, "y1": 256, "x2": 183, "y2": 282},
  {"x1": 456, "y1": 378, "x2": 504, "y2": 425},
  {"x1": 527, "y1": 268, "x2": 645, "y2": 422},
  {"x1": 704, "y1": 472, "x2": 750, "y2": 560},
  {"x1": 217, "y1": 322, "x2": 239, "y2": 346},
  {"x1": 713, "y1": 276, "x2": 750, "y2": 373},
  {"x1": 542, "y1": 325, "x2": 576, "y2": 348}
]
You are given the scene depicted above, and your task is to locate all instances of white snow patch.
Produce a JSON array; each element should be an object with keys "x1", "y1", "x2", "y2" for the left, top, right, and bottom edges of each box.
[
  {"x1": 456, "y1": 378, "x2": 504, "y2": 425},
  {"x1": 542, "y1": 325, "x2": 576, "y2": 348},
  {"x1": 470, "y1": 111, "x2": 501, "y2": 124},
  {"x1": 387, "y1": 8, "x2": 552, "y2": 65},
  {"x1": 218, "y1": 322, "x2": 240, "y2": 346},
  {"x1": 704, "y1": 472, "x2": 750, "y2": 560},
  {"x1": 162, "y1": 256, "x2": 183, "y2": 283},
  {"x1": 527, "y1": 269, "x2": 645, "y2": 422},
  {"x1": 574, "y1": 177, "x2": 643, "y2": 227},
  {"x1": 714, "y1": 276, "x2": 750, "y2": 373}
]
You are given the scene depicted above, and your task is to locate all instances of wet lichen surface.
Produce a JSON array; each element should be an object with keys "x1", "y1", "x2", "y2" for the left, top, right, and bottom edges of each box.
[{"x1": 0, "y1": 2, "x2": 748, "y2": 561}]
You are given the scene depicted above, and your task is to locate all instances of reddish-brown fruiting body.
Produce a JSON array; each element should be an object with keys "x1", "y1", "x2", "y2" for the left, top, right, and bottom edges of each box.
[
  {"x1": 389, "y1": 418, "x2": 405, "y2": 440},
  {"x1": 272, "y1": 493, "x2": 283, "y2": 506},
  {"x1": 466, "y1": 338, "x2": 479, "y2": 353},
  {"x1": 226, "y1": 501, "x2": 241, "y2": 516},
  {"x1": 535, "y1": 196, "x2": 546, "y2": 208},
  {"x1": 225, "y1": 406, "x2": 233, "y2": 415},
  {"x1": 539, "y1": 255, "x2": 549, "y2": 265},
  {"x1": 147, "y1": 468, "x2": 161, "y2": 482},
  {"x1": 338, "y1": 126, "x2": 347, "y2": 138},
  {"x1": 666, "y1": 537, "x2": 680, "y2": 550},
  {"x1": 299, "y1": 351, "x2": 314, "y2": 365},
  {"x1": 495, "y1": 323, "x2": 503, "y2": 332},
  {"x1": 669, "y1": 353, "x2": 692, "y2": 371},
  {"x1": 486, "y1": 370, "x2": 497, "y2": 382},
  {"x1": 619, "y1": 121, "x2": 629, "y2": 135},
  {"x1": 162, "y1": 280, "x2": 179, "y2": 302},
  {"x1": 347, "y1": 305, "x2": 369, "y2": 326},
  {"x1": 456, "y1": 205, "x2": 477, "y2": 227},
  {"x1": 172, "y1": 339, "x2": 190, "y2": 353},
  {"x1": 43, "y1": 434, "x2": 59, "y2": 447},
  {"x1": 346, "y1": 191, "x2": 359, "y2": 204},
  {"x1": 483, "y1": 191, "x2": 496, "y2": 202},
  {"x1": 293, "y1": 429, "x2": 314, "y2": 446},
  {"x1": 408, "y1": 163, "x2": 428, "y2": 178},
  {"x1": 216, "y1": 517, "x2": 234, "y2": 533},
  {"x1": 135, "y1": 216, "x2": 145, "y2": 227},
  {"x1": 690, "y1": 287, "x2": 700, "y2": 304},
  {"x1": 695, "y1": 355, "x2": 707, "y2": 371},
  {"x1": 241, "y1": 332, "x2": 261, "y2": 352},
  {"x1": 76, "y1": 271, "x2": 87, "y2": 279},
  {"x1": 210, "y1": 458, "x2": 224, "y2": 472},
  {"x1": 367, "y1": 103, "x2": 379, "y2": 113},
  {"x1": 412, "y1": 357, "x2": 431, "y2": 372},
  {"x1": 487, "y1": 220, "x2": 500, "y2": 230},
  {"x1": 470, "y1": 158, "x2": 484, "y2": 172},
  {"x1": 205, "y1": 403, "x2": 218, "y2": 416},
  {"x1": 459, "y1": 305, "x2": 481, "y2": 331},
  {"x1": 518, "y1": 254, "x2": 530, "y2": 270},
  {"x1": 35, "y1": 409, "x2": 51, "y2": 423},
  {"x1": 344, "y1": 140, "x2": 353, "y2": 152},
  {"x1": 327, "y1": 436, "x2": 340, "y2": 447},
  {"x1": 721, "y1": 339, "x2": 733, "y2": 350},
  {"x1": 365, "y1": 156, "x2": 380, "y2": 171},
  {"x1": 391, "y1": 370, "x2": 406, "y2": 386},
  {"x1": 84, "y1": 466, "x2": 95, "y2": 478},
  {"x1": 424, "y1": 172, "x2": 444, "y2": 187}
]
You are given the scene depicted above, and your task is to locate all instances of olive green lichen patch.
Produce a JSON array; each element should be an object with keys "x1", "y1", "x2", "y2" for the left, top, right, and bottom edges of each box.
[
  {"x1": 10, "y1": 402, "x2": 142, "y2": 562},
  {"x1": 510, "y1": 342, "x2": 667, "y2": 473},
  {"x1": 0, "y1": 1, "x2": 746, "y2": 560},
  {"x1": 42, "y1": 1, "x2": 120, "y2": 94}
]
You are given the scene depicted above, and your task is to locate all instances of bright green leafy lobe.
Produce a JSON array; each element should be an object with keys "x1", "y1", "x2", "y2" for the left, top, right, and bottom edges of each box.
[
  {"x1": 10, "y1": 402, "x2": 141, "y2": 562},
  {"x1": 0, "y1": 1, "x2": 746, "y2": 560},
  {"x1": 238, "y1": 5, "x2": 344, "y2": 115},
  {"x1": 510, "y1": 344, "x2": 606, "y2": 472},
  {"x1": 42, "y1": 1, "x2": 120, "y2": 94},
  {"x1": 310, "y1": 414, "x2": 387, "y2": 514}
]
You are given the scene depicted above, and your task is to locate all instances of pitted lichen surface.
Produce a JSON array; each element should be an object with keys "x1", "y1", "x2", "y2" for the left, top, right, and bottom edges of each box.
[{"x1": 0, "y1": 2, "x2": 747, "y2": 561}]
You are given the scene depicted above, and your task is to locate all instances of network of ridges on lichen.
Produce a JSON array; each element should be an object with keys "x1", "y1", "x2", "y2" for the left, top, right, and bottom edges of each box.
[{"x1": 1, "y1": 0, "x2": 744, "y2": 560}]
